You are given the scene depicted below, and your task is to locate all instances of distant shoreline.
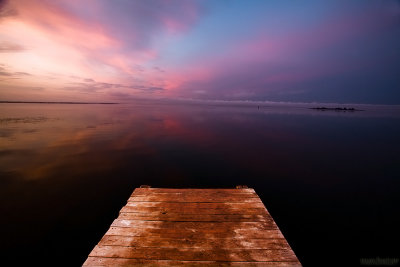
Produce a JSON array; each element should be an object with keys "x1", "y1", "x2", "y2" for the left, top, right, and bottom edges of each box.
[
  {"x1": 310, "y1": 107, "x2": 363, "y2": 111},
  {"x1": 0, "y1": 101, "x2": 119, "y2": 105}
]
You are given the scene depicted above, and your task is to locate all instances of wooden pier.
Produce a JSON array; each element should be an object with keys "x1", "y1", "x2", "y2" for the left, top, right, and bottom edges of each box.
[{"x1": 84, "y1": 186, "x2": 301, "y2": 266}]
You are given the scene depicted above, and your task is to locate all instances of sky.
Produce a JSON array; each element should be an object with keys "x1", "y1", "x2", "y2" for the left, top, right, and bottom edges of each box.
[{"x1": 0, "y1": 0, "x2": 399, "y2": 104}]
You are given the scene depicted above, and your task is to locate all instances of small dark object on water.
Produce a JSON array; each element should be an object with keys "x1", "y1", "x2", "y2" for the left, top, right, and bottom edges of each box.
[{"x1": 310, "y1": 107, "x2": 363, "y2": 112}]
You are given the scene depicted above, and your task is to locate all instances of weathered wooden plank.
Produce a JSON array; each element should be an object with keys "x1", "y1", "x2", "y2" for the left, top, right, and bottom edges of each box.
[
  {"x1": 131, "y1": 192, "x2": 258, "y2": 199},
  {"x1": 99, "y1": 235, "x2": 289, "y2": 249},
  {"x1": 120, "y1": 206, "x2": 268, "y2": 215},
  {"x1": 129, "y1": 196, "x2": 262, "y2": 203},
  {"x1": 89, "y1": 245, "x2": 298, "y2": 262},
  {"x1": 132, "y1": 190, "x2": 258, "y2": 195},
  {"x1": 111, "y1": 219, "x2": 278, "y2": 230},
  {"x1": 132, "y1": 188, "x2": 256, "y2": 194},
  {"x1": 84, "y1": 257, "x2": 301, "y2": 266},
  {"x1": 126, "y1": 201, "x2": 265, "y2": 209},
  {"x1": 118, "y1": 212, "x2": 270, "y2": 222},
  {"x1": 105, "y1": 226, "x2": 285, "y2": 239}
]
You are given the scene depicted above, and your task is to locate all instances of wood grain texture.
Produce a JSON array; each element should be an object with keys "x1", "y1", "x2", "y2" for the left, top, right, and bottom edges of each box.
[
  {"x1": 120, "y1": 206, "x2": 268, "y2": 215},
  {"x1": 110, "y1": 219, "x2": 278, "y2": 229},
  {"x1": 105, "y1": 226, "x2": 285, "y2": 239},
  {"x1": 126, "y1": 201, "x2": 265, "y2": 208},
  {"x1": 128, "y1": 196, "x2": 262, "y2": 203},
  {"x1": 99, "y1": 235, "x2": 289, "y2": 249},
  {"x1": 85, "y1": 257, "x2": 301, "y2": 266},
  {"x1": 117, "y1": 213, "x2": 270, "y2": 222},
  {"x1": 89, "y1": 246, "x2": 298, "y2": 262},
  {"x1": 83, "y1": 188, "x2": 301, "y2": 266},
  {"x1": 132, "y1": 188, "x2": 256, "y2": 194}
]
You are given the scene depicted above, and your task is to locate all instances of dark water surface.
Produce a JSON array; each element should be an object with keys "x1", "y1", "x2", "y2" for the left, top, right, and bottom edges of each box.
[{"x1": 1, "y1": 102, "x2": 399, "y2": 266}]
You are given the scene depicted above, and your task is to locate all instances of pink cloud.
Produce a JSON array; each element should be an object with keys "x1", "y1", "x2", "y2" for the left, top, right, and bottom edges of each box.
[
  {"x1": 9, "y1": 0, "x2": 119, "y2": 50},
  {"x1": 0, "y1": 0, "x2": 203, "y2": 100}
]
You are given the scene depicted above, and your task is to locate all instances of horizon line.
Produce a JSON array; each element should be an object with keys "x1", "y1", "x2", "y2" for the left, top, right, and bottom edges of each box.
[{"x1": 1, "y1": 99, "x2": 400, "y2": 107}]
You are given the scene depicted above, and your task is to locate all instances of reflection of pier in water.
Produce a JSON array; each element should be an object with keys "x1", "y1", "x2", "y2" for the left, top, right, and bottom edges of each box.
[{"x1": 84, "y1": 186, "x2": 301, "y2": 266}]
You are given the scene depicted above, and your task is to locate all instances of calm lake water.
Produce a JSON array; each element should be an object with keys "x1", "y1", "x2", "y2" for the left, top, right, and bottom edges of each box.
[{"x1": 1, "y1": 102, "x2": 399, "y2": 266}]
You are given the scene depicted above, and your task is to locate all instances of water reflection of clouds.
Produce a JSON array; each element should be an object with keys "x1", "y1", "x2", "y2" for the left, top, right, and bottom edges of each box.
[
  {"x1": 0, "y1": 105, "x2": 196, "y2": 179},
  {"x1": 0, "y1": 103, "x2": 399, "y2": 182},
  {"x1": 0, "y1": 105, "x2": 168, "y2": 180}
]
